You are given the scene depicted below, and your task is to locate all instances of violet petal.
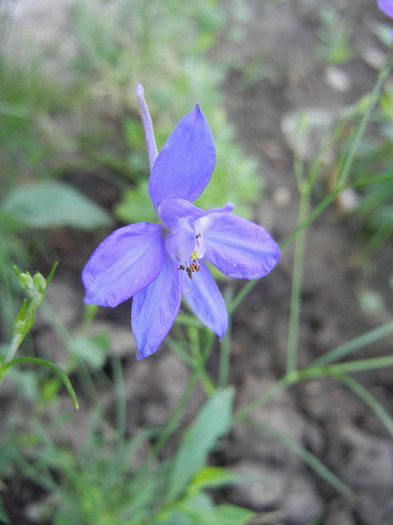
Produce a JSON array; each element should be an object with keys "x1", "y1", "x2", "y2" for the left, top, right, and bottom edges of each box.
[
  {"x1": 132, "y1": 254, "x2": 182, "y2": 359},
  {"x1": 149, "y1": 105, "x2": 215, "y2": 209},
  {"x1": 378, "y1": 0, "x2": 393, "y2": 19},
  {"x1": 159, "y1": 198, "x2": 234, "y2": 228},
  {"x1": 182, "y1": 260, "x2": 228, "y2": 338},
  {"x1": 82, "y1": 223, "x2": 165, "y2": 307},
  {"x1": 202, "y1": 212, "x2": 280, "y2": 279}
]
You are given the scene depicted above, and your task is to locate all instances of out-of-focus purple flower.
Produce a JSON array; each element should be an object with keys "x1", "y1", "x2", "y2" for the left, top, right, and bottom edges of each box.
[
  {"x1": 378, "y1": 0, "x2": 393, "y2": 19},
  {"x1": 82, "y1": 86, "x2": 280, "y2": 359}
]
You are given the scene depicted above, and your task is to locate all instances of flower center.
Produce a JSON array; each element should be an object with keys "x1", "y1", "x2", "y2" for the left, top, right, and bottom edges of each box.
[{"x1": 176, "y1": 236, "x2": 201, "y2": 279}]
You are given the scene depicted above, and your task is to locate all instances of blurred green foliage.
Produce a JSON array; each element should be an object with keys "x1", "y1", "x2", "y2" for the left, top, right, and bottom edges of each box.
[
  {"x1": 317, "y1": 6, "x2": 354, "y2": 64},
  {"x1": 71, "y1": 0, "x2": 263, "y2": 220},
  {"x1": 331, "y1": 86, "x2": 393, "y2": 256},
  {"x1": 2, "y1": 388, "x2": 253, "y2": 525},
  {"x1": 0, "y1": 264, "x2": 78, "y2": 411}
]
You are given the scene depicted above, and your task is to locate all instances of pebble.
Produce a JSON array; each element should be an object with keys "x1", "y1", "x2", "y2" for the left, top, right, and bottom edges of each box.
[{"x1": 325, "y1": 65, "x2": 352, "y2": 93}]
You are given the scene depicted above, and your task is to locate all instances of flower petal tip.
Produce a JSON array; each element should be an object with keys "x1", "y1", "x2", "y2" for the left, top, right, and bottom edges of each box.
[
  {"x1": 136, "y1": 347, "x2": 155, "y2": 360},
  {"x1": 378, "y1": 0, "x2": 393, "y2": 19}
]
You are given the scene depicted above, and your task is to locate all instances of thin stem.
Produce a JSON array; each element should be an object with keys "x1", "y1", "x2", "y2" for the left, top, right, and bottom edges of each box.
[
  {"x1": 248, "y1": 419, "x2": 355, "y2": 499},
  {"x1": 280, "y1": 174, "x2": 393, "y2": 252},
  {"x1": 229, "y1": 279, "x2": 257, "y2": 315},
  {"x1": 218, "y1": 286, "x2": 234, "y2": 389},
  {"x1": 286, "y1": 188, "x2": 309, "y2": 374},
  {"x1": 0, "y1": 225, "x2": 15, "y2": 341},
  {"x1": 234, "y1": 375, "x2": 293, "y2": 423},
  {"x1": 4, "y1": 334, "x2": 22, "y2": 365},
  {"x1": 310, "y1": 320, "x2": 393, "y2": 367},
  {"x1": 235, "y1": 354, "x2": 393, "y2": 423},
  {"x1": 337, "y1": 374, "x2": 393, "y2": 439},
  {"x1": 218, "y1": 326, "x2": 231, "y2": 389},
  {"x1": 140, "y1": 333, "x2": 214, "y2": 472},
  {"x1": 167, "y1": 331, "x2": 216, "y2": 394},
  {"x1": 337, "y1": 51, "x2": 393, "y2": 188},
  {"x1": 293, "y1": 355, "x2": 393, "y2": 381},
  {"x1": 318, "y1": 355, "x2": 393, "y2": 375}
]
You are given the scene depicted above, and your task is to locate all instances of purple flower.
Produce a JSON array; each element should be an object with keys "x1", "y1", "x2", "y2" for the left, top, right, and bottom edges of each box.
[
  {"x1": 82, "y1": 86, "x2": 280, "y2": 359},
  {"x1": 378, "y1": 0, "x2": 393, "y2": 19}
]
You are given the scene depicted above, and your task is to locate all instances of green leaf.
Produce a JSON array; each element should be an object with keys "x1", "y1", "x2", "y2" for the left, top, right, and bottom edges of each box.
[
  {"x1": 5, "y1": 357, "x2": 79, "y2": 409},
  {"x1": 124, "y1": 474, "x2": 159, "y2": 525},
  {"x1": 166, "y1": 388, "x2": 234, "y2": 502},
  {"x1": 206, "y1": 504, "x2": 255, "y2": 525},
  {"x1": 154, "y1": 510, "x2": 194, "y2": 525},
  {"x1": 179, "y1": 494, "x2": 254, "y2": 525},
  {"x1": 1, "y1": 182, "x2": 112, "y2": 231},
  {"x1": 188, "y1": 466, "x2": 241, "y2": 495}
]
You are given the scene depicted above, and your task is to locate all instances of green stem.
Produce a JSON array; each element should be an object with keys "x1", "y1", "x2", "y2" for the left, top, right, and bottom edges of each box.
[
  {"x1": 228, "y1": 279, "x2": 256, "y2": 315},
  {"x1": 286, "y1": 188, "x2": 309, "y2": 374},
  {"x1": 0, "y1": 226, "x2": 15, "y2": 341},
  {"x1": 248, "y1": 419, "x2": 355, "y2": 499},
  {"x1": 234, "y1": 375, "x2": 293, "y2": 423},
  {"x1": 3, "y1": 335, "x2": 22, "y2": 365},
  {"x1": 218, "y1": 286, "x2": 234, "y2": 389},
  {"x1": 312, "y1": 355, "x2": 393, "y2": 375},
  {"x1": 280, "y1": 173, "x2": 393, "y2": 253},
  {"x1": 337, "y1": 374, "x2": 393, "y2": 439},
  {"x1": 280, "y1": 49, "x2": 393, "y2": 254},
  {"x1": 3, "y1": 357, "x2": 79, "y2": 409},
  {"x1": 235, "y1": 355, "x2": 393, "y2": 423},
  {"x1": 310, "y1": 320, "x2": 393, "y2": 367},
  {"x1": 218, "y1": 324, "x2": 231, "y2": 389},
  {"x1": 140, "y1": 333, "x2": 214, "y2": 472},
  {"x1": 337, "y1": 51, "x2": 393, "y2": 188},
  {"x1": 168, "y1": 332, "x2": 216, "y2": 395}
]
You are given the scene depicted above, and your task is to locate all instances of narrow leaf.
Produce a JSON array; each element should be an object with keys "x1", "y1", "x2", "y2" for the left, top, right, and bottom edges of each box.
[
  {"x1": 45, "y1": 261, "x2": 59, "y2": 288},
  {"x1": 166, "y1": 388, "x2": 234, "y2": 502},
  {"x1": 338, "y1": 374, "x2": 393, "y2": 439},
  {"x1": 311, "y1": 321, "x2": 393, "y2": 366},
  {"x1": 6, "y1": 357, "x2": 79, "y2": 409},
  {"x1": 205, "y1": 504, "x2": 255, "y2": 525},
  {"x1": 188, "y1": 466, "x2": 242, "y2": 495},
  {"x1": 250, "y1": 420, "x2": 354, "y2": 499},
  {"x1": 181, "y1": 494, "x2": 254, "y2": 525}
]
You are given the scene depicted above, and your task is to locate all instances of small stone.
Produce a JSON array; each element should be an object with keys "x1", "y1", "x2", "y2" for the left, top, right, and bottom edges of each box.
[
  {"x1": 282, "y1": 474, "x2": 324, "y2": 523},
  {"x1": 325, "y1": 508, "x2": 355, "y2": 525},
  {"x1": 331, "y1": 423, "x2": 393, "y2": 489},
  {"x1": 362, "y1": 46, "x2": 387, "y2": 71},
  {"x1": 357, "y1": 489, "x2": 393, "y2": 525},
  {"x1": 325, "y1": 66, "x2": 352, "y2": 93},
  {"x1": 273, "y1": 186, "x2": 291, "y2": 207},
  {"x1": 229, "y1": 461, "x2": 287, "y2": 511},
  {"x1": 336, "y1": 188, "x2": 360, "y2": 212}
]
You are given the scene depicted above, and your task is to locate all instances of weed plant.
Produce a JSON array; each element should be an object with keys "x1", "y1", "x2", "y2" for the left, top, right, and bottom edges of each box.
[{"x1": 1, "y1": 1, "x2": 393, "y2": 524}]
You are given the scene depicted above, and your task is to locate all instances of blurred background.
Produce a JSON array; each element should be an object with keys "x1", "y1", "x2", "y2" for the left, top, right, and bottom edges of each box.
[{"x1": 1, "y1": 1, "x2": 393, "y2": 524}]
